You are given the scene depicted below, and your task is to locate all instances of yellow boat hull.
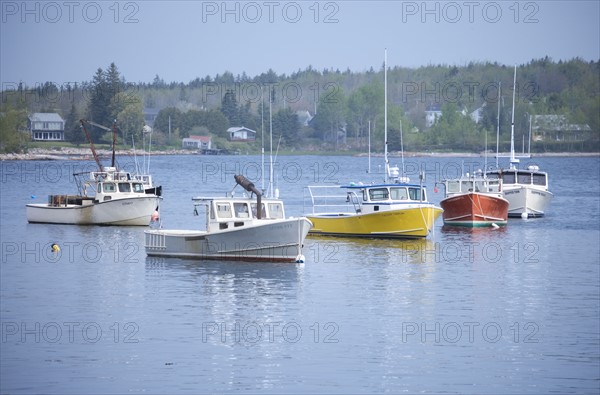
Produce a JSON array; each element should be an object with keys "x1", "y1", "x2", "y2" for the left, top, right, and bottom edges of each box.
[{"x1": 307, "y1": 206, "x2": 443, "y2": 239}]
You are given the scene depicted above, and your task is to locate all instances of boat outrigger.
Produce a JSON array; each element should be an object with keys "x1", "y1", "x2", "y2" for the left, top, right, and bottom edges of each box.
[{"x1": 26, "y1": 120, "x2": 162, "y2": 226}]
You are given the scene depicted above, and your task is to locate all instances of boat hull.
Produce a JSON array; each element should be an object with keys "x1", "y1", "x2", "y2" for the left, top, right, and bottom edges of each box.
[
  {"x1": 306, "y1": 206, "x2": 443, "y2": 238},
  {"x1": 145, "y1": 217, "x2": 313, "y2": 262},
  {"x1": 503, "y1": 186, "x2": 553, "y2": 218},
  {"x1": 26, "y1": 196, "x2": 160, "y2": 226},
  {"x1": 440, "y1": 193, "x2": 509, "y2": 227}
]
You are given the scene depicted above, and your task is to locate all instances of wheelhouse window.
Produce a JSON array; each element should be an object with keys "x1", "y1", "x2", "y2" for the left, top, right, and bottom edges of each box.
[
  {"x1": 216, "y1": 203, "x2": 232, "y2": 218},
  {"x1": 133, "y1": 183, "x2": 144, "y2": 193},
  {"x1": 234, "y1": 202, "x2": 250, "y2": 218},
  {"x1": 461, "y1": 181, "x2": 473, "y2": 192},
  {"x1": 118, "y1": 183, "x2": 131, "y2": 193},
  {"x1": 408, "y1": 187, "x2": 422, "y2": 201},
  {"x1": 532, "y1": 174, "x2": 547, "y2": 186},
  {"x1": 103, "y1": 183, "x2": 116, "y2": 193},
  {"x1": 390, "y1": 187, "x2": 408, "y2": 200},
  {"x1": 517, "y1": 172, "x2": 532, "y2": 184},
  {"x1": 268, "y1": 203, "x2": 284, "y2": 219},
  {"x1": 447, "y1": 181, "x2": 460, "y2": 193},
  {"x1": 368, "y1": 188, "x2": 389, "y2": 201},
  {"x1": 502, "y1": 172, "x2": 516, "y2": 184}
]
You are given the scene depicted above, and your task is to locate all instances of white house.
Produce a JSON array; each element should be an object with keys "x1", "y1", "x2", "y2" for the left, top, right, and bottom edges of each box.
[
  {"x1": 424, "y1": 104, "x2": 442, "y2": 128},
  {"x1": 28, "y1": 113, "x2": 65, "y2": 141},
  {"x1": 182, "y1": 135, "x2": 212, "y2": 149},
  {"x1": 227, "y1": 126, "x2": 256, "y2": 141}
]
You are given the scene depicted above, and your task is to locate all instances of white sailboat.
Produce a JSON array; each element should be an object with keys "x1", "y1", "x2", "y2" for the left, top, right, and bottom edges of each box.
[{"x1": 486, "y1": 66, "x2": 553, "y2": 218}]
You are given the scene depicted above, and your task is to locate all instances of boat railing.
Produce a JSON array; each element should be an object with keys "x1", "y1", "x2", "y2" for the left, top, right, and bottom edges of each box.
[{"x1": 303, "y1": 185, "x2": 355, "y2": 214}]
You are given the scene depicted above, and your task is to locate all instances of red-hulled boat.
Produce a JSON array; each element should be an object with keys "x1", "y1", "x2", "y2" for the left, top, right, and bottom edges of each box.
[{"x1": 438, "y1": 172, "x2": 509, "y2": 227}]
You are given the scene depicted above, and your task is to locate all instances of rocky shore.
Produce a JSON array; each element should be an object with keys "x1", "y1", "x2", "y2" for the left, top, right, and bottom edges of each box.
[
  {"x1": 0, "y1": 147, "x2": 197, "y2": 161},
  {"x1": 1, "y1": 147, "x2": 597, "y2": 161}
]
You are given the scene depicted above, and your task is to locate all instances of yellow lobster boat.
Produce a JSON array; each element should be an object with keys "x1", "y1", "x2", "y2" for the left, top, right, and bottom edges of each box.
[{"x1": 304, "y1": 180, "x2": 443, "y2": 239}]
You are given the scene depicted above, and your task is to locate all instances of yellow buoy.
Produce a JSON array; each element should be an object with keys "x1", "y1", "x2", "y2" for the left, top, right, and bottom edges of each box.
[{"x1": 51, "y1": 243, "x2": 60, "y2": 253}]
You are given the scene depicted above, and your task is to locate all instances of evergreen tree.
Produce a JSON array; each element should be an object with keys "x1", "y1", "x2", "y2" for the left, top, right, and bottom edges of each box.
[{"x1": 220, "y1": 89, "x2": 239, "y2": 125}]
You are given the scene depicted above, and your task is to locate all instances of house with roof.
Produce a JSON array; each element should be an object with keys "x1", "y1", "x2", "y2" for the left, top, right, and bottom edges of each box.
[
  {"x1": 28, "y1": 113, "x2": 65, "y2": 141},
  {"x1": 182, "y1": 135, "x2": 212, "y2": 150},
  {"x1": 532, "y1": 115, "x2": 593, "y2": 142},
  {"x1": 227, "y1": 126, "x2": 256, "y2": 142},
  {"x1": 424, "y1": 104, "x2": 442, "y2": 128}
]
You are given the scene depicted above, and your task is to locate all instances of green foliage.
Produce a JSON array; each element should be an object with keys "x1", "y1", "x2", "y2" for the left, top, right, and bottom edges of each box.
[
  {"x1": 0, "y1": 107, "x2": 28, "y2": 153},
  {"x1": 272, "y1": 107, "x2": 300, "y2": 146},
  {"x1": 4, "y1": 58, "x2": 598, "y2": 153}
]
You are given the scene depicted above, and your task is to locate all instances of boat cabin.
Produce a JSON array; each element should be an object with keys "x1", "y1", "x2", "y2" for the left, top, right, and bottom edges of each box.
[
  {"x1": 194, "y1": 198, "x2": 286, "y2": 231},
  {"x1": 340, "y1": 184, "x2": 429, "y2": 214},
  {"x1": 87, "y1": 168, "x2": 147, "y2": 202},
  {"x1": 486, "y1": 165, "x2": 548, "y2": 189},
  {"x1": 443, "y1": 177, "x2": 502, "y2": 198},
  {"x1": 347, "y1": 184, "x2": 428, "y2": 204}
]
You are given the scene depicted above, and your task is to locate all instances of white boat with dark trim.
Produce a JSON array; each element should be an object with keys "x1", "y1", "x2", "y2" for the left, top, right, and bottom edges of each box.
[
  {"x1": 145, "y1": 175, "x2": 312, "y2": 262},
  {"x1": 486, "y1": 66, "x2": 553, "y2": 218},
  {"x1": 26, "y1": 119, "x2": 162, "y2": 226},
  {"x1": 27, "y1": 167, "x2": 161, "y2": 225}
]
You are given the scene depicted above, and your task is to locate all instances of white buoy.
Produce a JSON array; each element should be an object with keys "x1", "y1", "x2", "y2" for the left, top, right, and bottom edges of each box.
[{"x1": 521, "y1": 212, "x2": 528, "y2": 219}]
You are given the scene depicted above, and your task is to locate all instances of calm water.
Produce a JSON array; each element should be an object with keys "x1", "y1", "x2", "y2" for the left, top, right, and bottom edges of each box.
[{"x1": 1, "y1": 154, "x2": 599, "y2": 394}]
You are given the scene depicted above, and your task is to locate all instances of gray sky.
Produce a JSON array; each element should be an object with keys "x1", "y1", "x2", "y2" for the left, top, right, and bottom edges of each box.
[{"x1": 1, "y1": 1, "x2": 599, "y2": 86}]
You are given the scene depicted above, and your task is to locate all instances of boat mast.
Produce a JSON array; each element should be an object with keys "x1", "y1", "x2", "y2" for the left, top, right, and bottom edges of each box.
[
  {"x1": 509, "y1": 65, "x2": 518, "y2": 169},
  {"x1": 384, "y1": 48, "x2": 388, "y2": 183},
  {"x1": 496, "y1": 81, "x2": 501, "y2": 168},
  {"x1": 367, "y1": 120, "x2": 371, "y2": 173},
  {"x1": 80, "y1": 119, "x2": 104, "y2": 172},
  {"x1": 269, "y1": 86, "x2": 274, "y2": 198},
  {"x1": 111, "y1": 120, "x2": 117, "y2": 168},
  {"x1": 261, "y1": 86, "x2": 265, "y2": 193}
]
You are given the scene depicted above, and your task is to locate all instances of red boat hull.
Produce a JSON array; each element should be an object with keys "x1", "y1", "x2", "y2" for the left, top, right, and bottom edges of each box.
[{"x1": 440, "y1": 193, "x2": 509, "y2": 227}]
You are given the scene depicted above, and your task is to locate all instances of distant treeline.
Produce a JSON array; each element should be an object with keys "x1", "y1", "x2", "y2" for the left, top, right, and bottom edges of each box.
[{"x1": 1, "y1": 57, "x2": 598, "y2": 153}]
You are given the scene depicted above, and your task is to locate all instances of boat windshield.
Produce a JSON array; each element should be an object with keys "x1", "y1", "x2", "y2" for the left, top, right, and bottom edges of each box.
[
  {"x1": 408, "y1": 187, "x2": 422, "y2": 200},
  {"x1": 268, "y1": 203, "x2": 284, "y2": 219},
  {"x1": 517, "y1": 172, "x2": 532, "y2": 184},
  {"x1": 368, "y1": 188, "x2": 389, "y2": 201},
  {"x1": 103, "y1": 183, "x2": 116, "y2": 193},
  {"x1": 532, "y1": 173, "x2": 547, "y2": 186},
  {"x1": 133, "y1": 183, "x2": 144, "y2": 193},
  {"x1": 447, "y1": 181, "x2": 460, "y2": 193},
  {"x1": 118, "y1": 183, "x2": 131, "y2": 193},
  {"x1": 461, "y1": 181, "x2": 474, "y2": 192},
  {"x1": 216, "y1": 203, "x2": 232, "y2": 218},
  {"x1": 390, "y1": 187, "x2": 408, "y2": 200},
  {"x1": 234, "y1": 202, "x2": 250, "y2": 218},
  {"x1": 502, "y1": 172, "x2": 516, "y2": 184}
]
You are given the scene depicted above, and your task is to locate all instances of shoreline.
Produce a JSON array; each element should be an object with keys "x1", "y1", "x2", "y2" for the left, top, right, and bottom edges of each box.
[{"x1": 1, "y1": 147, "x2": 598, "y2": 161}]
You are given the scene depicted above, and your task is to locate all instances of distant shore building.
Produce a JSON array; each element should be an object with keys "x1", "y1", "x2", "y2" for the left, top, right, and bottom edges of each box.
[
  {"x1": 227, "y1": 126, "x2": 256, "y2": 142},
  {"x1": 532, "y1": 115, "x2": 593, "y2": 142},
  {"x1": 182, "y1": 135, "x2": 212, "y2": 150},
  {"x1": 425, "y1": 104, "x2": 442, "y2": 128},
  {"x1": 28, "y1": 113, "x2": 65, "y2": 141}
]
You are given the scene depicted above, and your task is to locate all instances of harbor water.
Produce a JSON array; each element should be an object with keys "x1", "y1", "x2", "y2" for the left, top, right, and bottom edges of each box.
[{"x1": 1, "y1": 155, "x2": 599, "y2": 394}]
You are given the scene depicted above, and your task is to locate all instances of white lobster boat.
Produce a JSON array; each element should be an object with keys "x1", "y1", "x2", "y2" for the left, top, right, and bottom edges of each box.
[
  {"x1": 26, "y1": 167, "x2": 161, "y2": 226},
  {"x1": 26, "y1": 120, "x2": 161, "y2": 226},
  {"x1": 145, "y1": 175, "x2": 312, "y2": 262}
]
